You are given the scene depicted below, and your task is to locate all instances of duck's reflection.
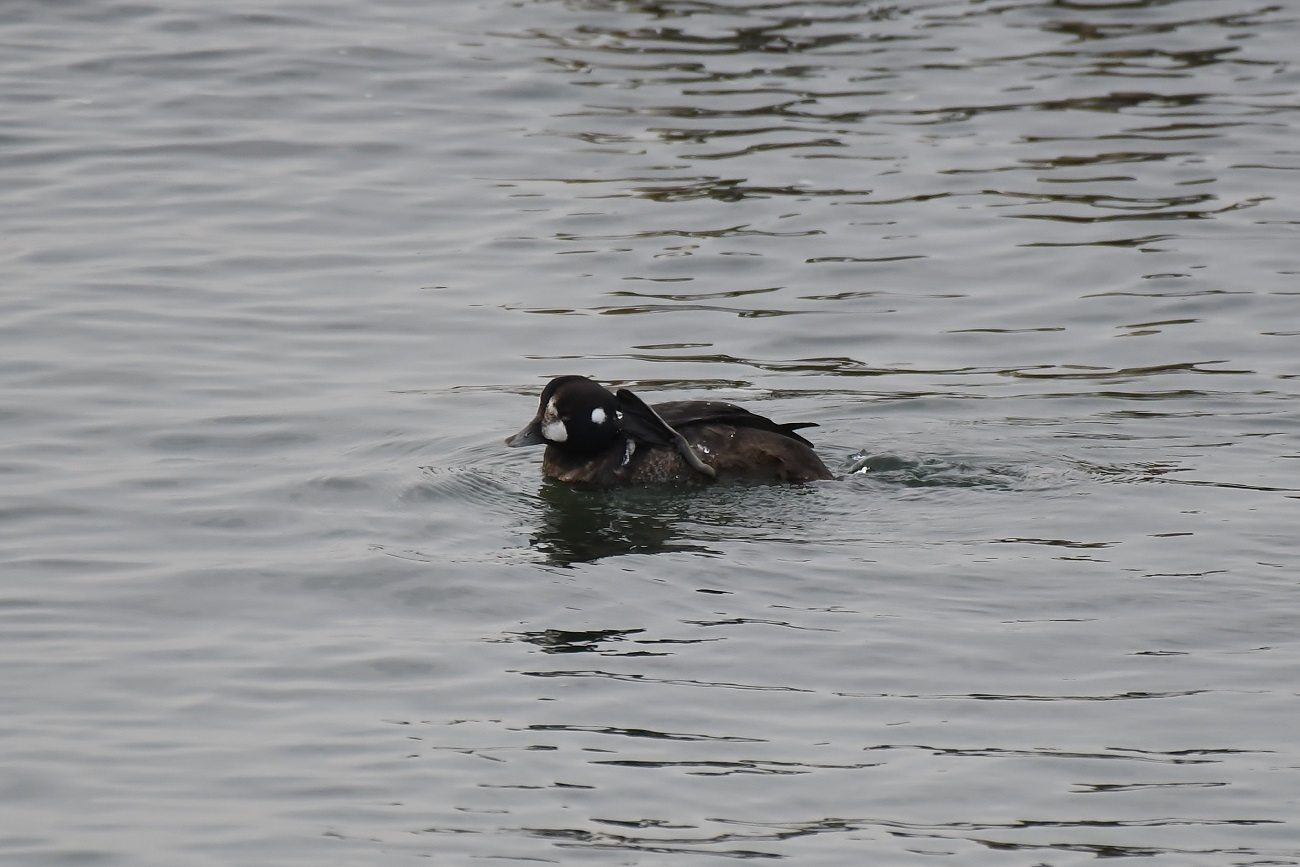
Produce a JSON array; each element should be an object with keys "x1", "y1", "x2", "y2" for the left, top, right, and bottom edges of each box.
[
  {"x1": 527, "y1": 480, "x2": 717, "y2": 566},
  {"x1": 511, "y1": 627, "x2": 647, "y2": 654}
]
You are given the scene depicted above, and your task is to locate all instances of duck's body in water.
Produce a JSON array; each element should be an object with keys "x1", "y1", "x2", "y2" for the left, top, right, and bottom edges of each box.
[{"x1": 506, "y1": 376, "x2": 833, "y2": 486}]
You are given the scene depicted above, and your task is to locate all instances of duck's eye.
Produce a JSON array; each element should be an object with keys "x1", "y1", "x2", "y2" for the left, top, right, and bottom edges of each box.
[{"x1": 591, "y1": 407, "x2": 607, "y2": 425}]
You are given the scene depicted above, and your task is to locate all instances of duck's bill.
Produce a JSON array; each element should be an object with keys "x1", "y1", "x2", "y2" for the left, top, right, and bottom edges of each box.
[{"x1": 505, "y1": 419, "x2": 546, "y2": 447}]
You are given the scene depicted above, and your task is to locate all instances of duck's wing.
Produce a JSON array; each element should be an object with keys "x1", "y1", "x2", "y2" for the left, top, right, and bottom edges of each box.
[
  {"x1": 614, "y1": 389, "x2": 717, "y2": 479},
  {"x1": 652, "y1": 400, "x2": 820, "y2": 447}
]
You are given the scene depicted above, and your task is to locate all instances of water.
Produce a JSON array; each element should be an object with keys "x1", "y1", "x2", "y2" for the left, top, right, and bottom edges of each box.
[{"x1": 2, "y1": 0, "x2": 1297, "y2": 864}]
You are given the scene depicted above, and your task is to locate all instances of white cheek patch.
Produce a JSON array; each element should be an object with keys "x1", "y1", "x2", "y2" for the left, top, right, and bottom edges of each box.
[
  {"x1": 542, "y1": 419, "x2": 568, "y2": 442},
  {"x1": 591, "y1": 407, "x2": 607, "y2": 425},
  {"x1": 541, "y1": 397, "x2": 567, "y2": 443}
]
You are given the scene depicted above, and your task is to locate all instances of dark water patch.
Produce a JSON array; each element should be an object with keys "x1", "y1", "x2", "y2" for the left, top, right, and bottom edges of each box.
[
  {"x1": 610, "y1": 285, "x2": 782, "y2": 302},
  {"x1": 806, "y1": 253, "x2": 927, "y2": 264},
  {"x1": 1074, "y1": 780, "x2": 1228, "y2": 793},
  {"x1": 958, "y1": 689, "x2": 1206, "y2": 702},
  {"x1": 948, "y1": 325, "x2": 1065, "y2": 333},
  {"x1": 539, "y1": 351, "x2": 987, "y2": 379},
  {"x1": 521, "y1": 482, "x2": 725, "y2": 566},
  {"x1": 517, "y1": 812, "x2": 1288, "y2": 861},
  {"x1": 627, "y1": 178, "x2": 876, "y2": 203},
  {"x1": 509, "y1": 371, "x2": 757, "y2": 393},
  {"x1": 520, "y1": 669, "x2": 814, "y2": 694},
  {"x1": 993, "y1": 536, "x2": 1115, "y2": 549},
  {"x1": 556, "y1": 225, "x2": 824, "y2": 241},
  {"x1": 526, "y1": 724, "x2": 765, "y2": 745},
  {"x1": 1020, "y1": 232, "x2": 1177, "y2": 247},
  {"x1": 1077, "y1": 459, "x2": 1186, "y2": 483},
  {"x1": 682, "y1": 617, "x2": 836, "y2": 634},
  {"x1": 510, "y1": 626, "x2": 722, "y2": 654},
  {"x1": 1150, "y1": 475, "x2": 1299, "y2": 495},
  {"x1": 1008, "y1": 360, "x2": 1251, "y2": 380},
  {"x1": 1010, "y1": 193, "x2": 1267, "y2": 223},
  {"x1": 589, "y1": 757, "x2": 878, "y2": 775},
  {"x1": 510, "y1": 473, "x2": 896, "y2": 566},
  {"x1": 509, "y1": 628, "x2": 650, "y2": 655},
  {"x1": 865, "y1": 744, "x2": 1263, "y2": 765},
  {"x1": 594, "y1": 302, "x2": 812, "y2": 318}
]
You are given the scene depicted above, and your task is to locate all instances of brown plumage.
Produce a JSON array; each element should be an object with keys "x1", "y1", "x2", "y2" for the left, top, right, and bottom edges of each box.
[{"x1": 507, "y1": 376, "x2": 833, "y2": 486}]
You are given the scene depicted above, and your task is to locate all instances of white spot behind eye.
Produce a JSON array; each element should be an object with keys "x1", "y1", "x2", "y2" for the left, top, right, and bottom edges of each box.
[{"x1": 591, "y1": 407, "x2": 607, "y2": 425}]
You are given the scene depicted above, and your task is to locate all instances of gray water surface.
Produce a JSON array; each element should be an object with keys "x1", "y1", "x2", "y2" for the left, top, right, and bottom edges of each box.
[{"x1": 2, "y1": 0, "x2": 1298, "y2": 864}]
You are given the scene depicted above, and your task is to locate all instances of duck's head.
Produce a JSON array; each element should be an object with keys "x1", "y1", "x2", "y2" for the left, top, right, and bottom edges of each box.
[
  {"x1": 505, "y1": 376, "x2": 622, "y2": 453},
  {"x1": 506, "y1": 376, "x2": 717, "y2": 479}
]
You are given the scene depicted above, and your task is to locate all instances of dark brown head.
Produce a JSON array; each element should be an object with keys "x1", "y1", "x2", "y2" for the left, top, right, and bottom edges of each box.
[
  {"x1": 507, "y1": 376, "x2": 719, "y2": 479},
  {"x1": 505, "y1": 376, "x2": 622, "y2": 454}
]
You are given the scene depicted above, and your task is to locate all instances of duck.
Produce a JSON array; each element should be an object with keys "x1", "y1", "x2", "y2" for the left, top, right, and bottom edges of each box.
[{"x1": 505, "y1": 376, "x2": 833, "y2": 485}]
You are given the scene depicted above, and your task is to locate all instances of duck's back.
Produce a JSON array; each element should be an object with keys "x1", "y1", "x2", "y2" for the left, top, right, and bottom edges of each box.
[{"x1": 630, "y1": 400, "x2": 833, "y2": 483}]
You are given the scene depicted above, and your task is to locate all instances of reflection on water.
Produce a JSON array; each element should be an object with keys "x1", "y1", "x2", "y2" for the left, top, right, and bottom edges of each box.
[
  {"x1": 511, "y1": 627, "x2": 650, "y2": 655},
  {"x1": 525, "y1": 453, "x2": 1039, "y2": 564},
  {"x1": 528, "y1": 481, "x2": 719, "y2": 565}
]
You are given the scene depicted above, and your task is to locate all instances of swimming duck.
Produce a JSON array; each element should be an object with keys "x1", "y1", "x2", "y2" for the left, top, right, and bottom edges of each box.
[{"x1": 506, "y1": 376, "x2": 833, "y2": 485}]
